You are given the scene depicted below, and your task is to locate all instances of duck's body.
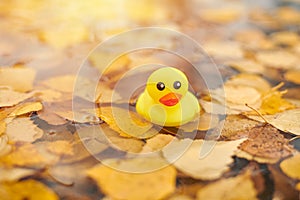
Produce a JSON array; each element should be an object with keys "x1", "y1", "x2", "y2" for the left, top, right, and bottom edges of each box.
[{"x1": 136, "y1": 67, "x2": 200, "y2": 127}]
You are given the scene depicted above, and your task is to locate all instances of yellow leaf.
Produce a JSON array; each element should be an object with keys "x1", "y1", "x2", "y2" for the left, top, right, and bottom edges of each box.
[
  {"x1": 42, "y1": 75, "x2": 76, "y2": 93},
  {"x1": 86, "y1": 157, "x2": 176, "y2": 200},
  {"x1": 6, "y1": 117, "x2": 43, "y2": 142},
  {"x1": 39, "y1": 23, "x2": 89, "y2": 49},
  {"x1": 142, "y1": 134, "x2": 174, "y2": 153},
  {"x1": 280, "y1": 154, "x2": 300, "y2": 180},
  {"x1": 0, "y1": 167, "x2": 35, "y2": 182},
  {"x1": 200, "y1": 6, "x2": 242, "y2": 24},
  {"x1": 98, "y1": 106, "x2": 158, "y2": 139},
  {"x1": 284, "y1": 70, "x2": 300, "y2": 84},
  {"x1": 0, "y1": 135, "x2": 12, "y2": 157},
  {"x1": 0, "y1": 179, "x2": 58, "y2": 200},
  {"x1": 270, "y1": 31, "x2": 299, "y2": 46},
  {"x1": 259, "y1": 87, "x2": 295, "y2": 115},
  {"x1": 163, "y1": 138, "x2": 246, "y2": 180},
  {"x1": 0, "y1": 88, "x2": 34, "y2": 107},
  {"x1": 0, "y1": 143, "x2": 47, "y2": 167},
  {"x1": 35, "y1": 89, "x2": 62, "y2": 102},
  {"x1": 226, "y1": 59, "x2": 265, "y2": 74},
  {"x1": 0, "y1": 67, "x2": 36, "y2": 92},
  {"x1": 247, "y1": 108, "x2": 300, "y2": 135},
  {"x1": 9, "y1": 102, "x2": 43, "y2": 117},
  {"x1": 204, "y1": 41, "x2": 243, "y2": 59},
  {"x1": 0, "y1": 120, "x2": 6, "y2": 136},
  {"x1": 46, "y1": 140, "x2": 74, "y2": 156},
  {"x1": 196, "y1": 172, "x2": 257, "y2": 200},
  {"x1": 256, "y1": 50, "x2": 299, "y2": 69},
  {"x1": 225, "y1": 73, "x2": 271, "y2": 94},
  {"x1": 180, "y1": 112, "x2": 219, "y2": 132}
]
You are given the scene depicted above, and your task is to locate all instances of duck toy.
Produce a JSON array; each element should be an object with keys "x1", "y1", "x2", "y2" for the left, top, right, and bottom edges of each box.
[{"x1": 136, "y1": 67, "x2": 200, "y2": 127}]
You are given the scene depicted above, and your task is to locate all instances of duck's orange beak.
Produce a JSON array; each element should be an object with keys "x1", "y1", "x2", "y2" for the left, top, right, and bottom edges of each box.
[{"x1": 159, "y1": 92, "x2": 182, "y2": 106}]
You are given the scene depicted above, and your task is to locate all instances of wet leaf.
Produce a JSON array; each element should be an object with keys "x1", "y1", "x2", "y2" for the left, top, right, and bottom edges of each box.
[
  {"x1": 0, "y1": 88, "x2": 34, "y2": 107},
  {"x1": 163, "y1": 138, "x2": 246, "y2": 180},
  {"x1": 86, "y1": 157, "x2": 176, "y2": 200},
  {"x1": 280, "y1": 153, "x2": 300, "y2": 180},
  {"x1": 0, "y1": 66, "x2": 36, "y2": 92},
  {"x1": 98, "y1": 106, "x2": 158, "y2": 139},
  {"x1": 6, "y1": 117, "x2": 43, "y2": 142},
  {"x1": 0, "y1": 179, "x2": 59, "y2": 200},
  {"x1": 9, "y1": 102, "x2": 43, "y2": 117},
  {"x1": 196, "y1": 172, "x2": 257, "y2": 200}
]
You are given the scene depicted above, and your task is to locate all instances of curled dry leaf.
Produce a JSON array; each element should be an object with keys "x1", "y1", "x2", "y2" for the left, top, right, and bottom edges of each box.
[
  {"x1": 163, "y1": 138, "x2": 246, "y2": 180},
  {"x1": 0, "y1": 66, "x2": 36, "y2": 92},
  {"x1": 0, "y1": 179, "x2": 59, "y2": 200},
  {"x1": 6, "y1": 117, "x2": 43, "y2": 142},
  {"x1": 0, "y1": 88, "x2": 34, "y2": 107},
  {"x1": 280, "y1": 153, "x2": 300, "y2": 180},
  {"x1": 86, "y1": 157, "x2": 176, "y2": 200},
  {"x1": 196, "y1": 172, "x2": 257, "y2": 200},
  {"x1": 248, "y1": 108, "x2": 300, "y2": 135},
  {"x1": 98, "y1": 106, "x2": 158, "y2": 139}
]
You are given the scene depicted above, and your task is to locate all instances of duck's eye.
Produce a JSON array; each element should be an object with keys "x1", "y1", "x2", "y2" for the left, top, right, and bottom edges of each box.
[
  {"x1": 173, "y1": 81, "x2": 181, "y2": 89},
  {"x1": 156, "y1": 82, "x2": 165, "y2": 91}
]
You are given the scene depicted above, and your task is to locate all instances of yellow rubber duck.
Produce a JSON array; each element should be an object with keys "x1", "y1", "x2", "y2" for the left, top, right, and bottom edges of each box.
[{"x1": 136, "y1": 67, "x2": 200, "y2": 127}]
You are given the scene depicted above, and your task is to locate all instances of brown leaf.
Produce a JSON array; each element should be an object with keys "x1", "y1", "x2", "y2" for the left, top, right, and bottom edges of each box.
[{"x1": 237, "y1": 125, "x2": 292, "y2": 163}]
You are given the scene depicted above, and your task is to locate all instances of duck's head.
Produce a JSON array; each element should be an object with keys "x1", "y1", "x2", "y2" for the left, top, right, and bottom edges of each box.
[{"x1": 146, "y1": 67, "x2": 189, "y2": 107}]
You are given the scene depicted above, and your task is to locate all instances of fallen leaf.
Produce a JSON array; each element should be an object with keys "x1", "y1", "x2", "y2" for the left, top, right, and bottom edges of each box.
[
  {"x1": 9, "y1": 102, "x2": 43, "y2": 117},
  {"x1": 142, "y1": 134, "x2": 174, "y2": 153},
  {"x1": 199, "y1": 6, "x2": 242, "y2": 24},
  {"x1": 42, "y1": 75, "x2": 76, "y2": 93},
  {"x1": 257, "y1": 85, "x2": 295, "y2": 114},
  {"x1": 226, "y1": 59, "x2": 265, "y2": 74},
  {"x1": 296, "y1": 182, "x2": 300, "y2": 191},
  {"x1": 0, "y1": 135, "x2": 12, "y2": 157},
  {"x1": 98, "y1": 106, "x2": 158, "y2": 139},
  {"x1": 218, "y1": 115, "x2": 260, "y2": 140},
  {"x1": 0, "y1": 167, "x2": 36, "y2": 182},
  {"x1": 46, "y1": 140, "x2": 74, "y2": 156},
  {"x1": 6, "y1": 117, "x2": 43, "y2": 142},
  {"x1": 0, "y1": 66, "x2": 36, "y2": 92},
  {"x1": 280, "y1": 154, "x2": 300, "y2": 180},
  {"x1": 236, "y1": 125, "x2": 292, "y2": 163},
  {"x1": 0, "y1": 120, "x2": 6, "y2": 136},
  {"x1": 225, "y1": 73, "x2": 271, "y2": 94},
  {"x1": 204, "y1": 41, "x2": 243, "y2": 59},
  {"x1": 0, "y1": 88, "x2": 34, "y2": 107},
  {"x1": 0, "y1": 143, "x2": 47, "y2": 167},
  {"x1": 284, "y1": 70, "x2": 300, "y2": 84},
  {"x1": 180, "y1": 112, "x2": 219, "y2": 132},
  {"x1": 0, "y1": 179, "x2": 59, "y2": 200},
  {"x1": 86, "y1": 157, "x2": 176, "y2": 200},
  {"x1": 248, "y1": 108, "x2": 300, "y2": 135},
  {"x1": 256, "y1": 50, "x2": 299, "y2": 69},
  {"x1": 35, "y1": 89, "x2": 62, "y2": 102},
  {"x1": 270, "y1": 31, "x2": 299, "y2": 46},
  {"x1": 163, "y1": 138, "x2": 246, "y2": 180},
  {"x1": 196, "y1": 172, "x2": 257, "y2": 200}
]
